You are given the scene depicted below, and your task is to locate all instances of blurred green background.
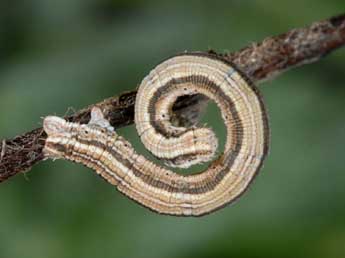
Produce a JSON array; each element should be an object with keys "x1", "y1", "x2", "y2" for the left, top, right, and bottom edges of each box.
[{"x1": 1, "y1": 1, "x2": 345, "y2": 258}]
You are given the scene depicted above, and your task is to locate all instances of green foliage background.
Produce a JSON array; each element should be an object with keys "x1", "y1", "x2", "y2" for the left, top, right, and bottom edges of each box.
[{"x1": 0, "y1": 1, "x2": 345, "y2": 257}]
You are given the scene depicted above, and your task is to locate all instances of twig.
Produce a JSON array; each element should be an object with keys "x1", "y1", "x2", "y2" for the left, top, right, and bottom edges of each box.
[{"x1": 0, "y1": 13, "x2": 344, "y2": 183}]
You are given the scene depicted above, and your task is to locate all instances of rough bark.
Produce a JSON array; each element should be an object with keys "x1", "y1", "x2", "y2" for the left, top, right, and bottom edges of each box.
[{"x1": 1, "y1": 13, "x2": 344, "y2": 183}]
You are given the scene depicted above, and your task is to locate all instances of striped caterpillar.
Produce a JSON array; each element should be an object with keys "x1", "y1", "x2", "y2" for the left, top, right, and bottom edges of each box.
[{"x1": 43, "y1": 53, "x2": 269, "y2": 216}]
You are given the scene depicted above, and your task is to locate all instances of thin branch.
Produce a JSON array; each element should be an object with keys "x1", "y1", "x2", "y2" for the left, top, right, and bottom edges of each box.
[{"x1": 1, "y1": 13, "x2": 344, "y2": 183}]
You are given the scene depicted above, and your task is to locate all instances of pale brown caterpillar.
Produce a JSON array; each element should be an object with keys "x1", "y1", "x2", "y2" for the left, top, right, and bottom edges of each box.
[{"x1": 43, "y1": 53, "x2": 269, "y2": 216}]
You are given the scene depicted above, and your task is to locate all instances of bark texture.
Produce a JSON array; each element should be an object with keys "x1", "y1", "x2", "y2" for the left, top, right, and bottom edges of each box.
[{"x1": 1, "y1": 14, "x2": 344, "y2": 183}]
